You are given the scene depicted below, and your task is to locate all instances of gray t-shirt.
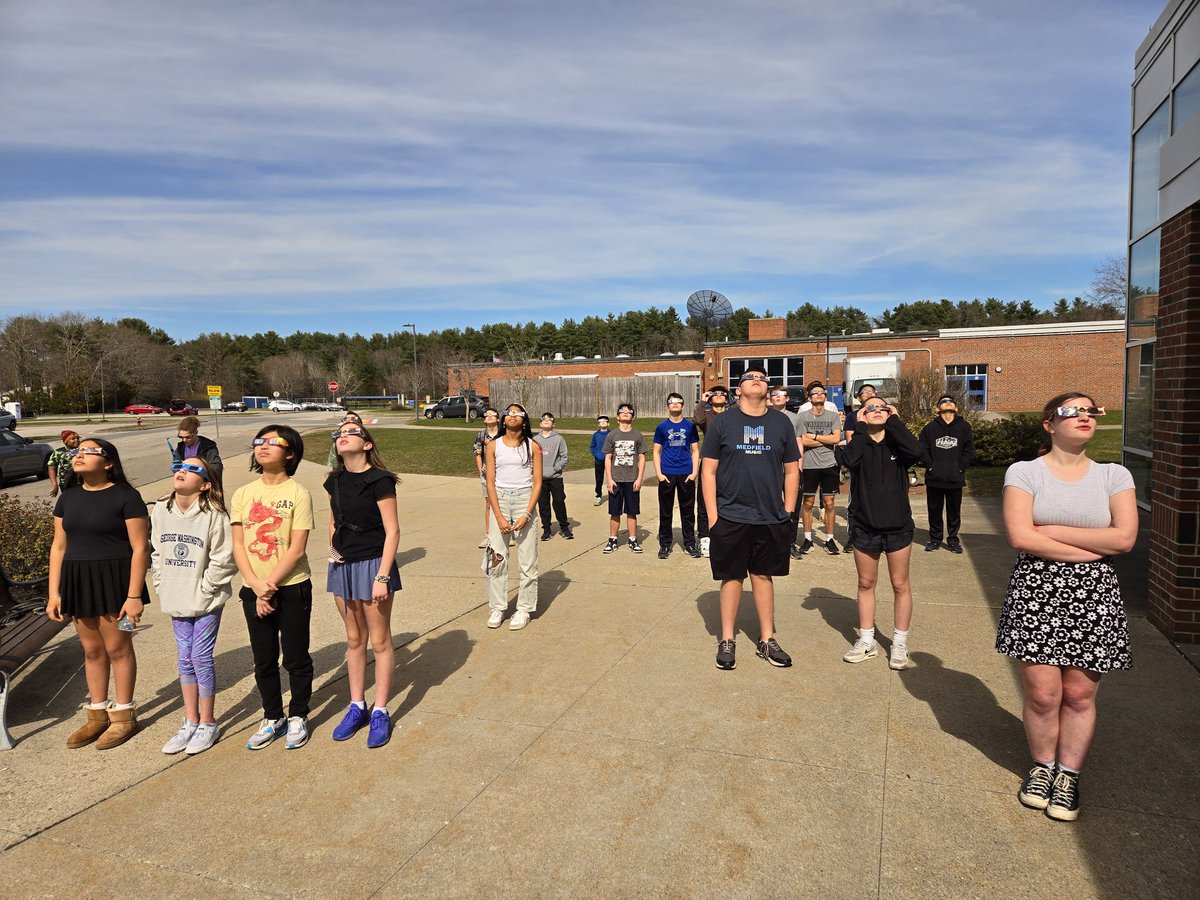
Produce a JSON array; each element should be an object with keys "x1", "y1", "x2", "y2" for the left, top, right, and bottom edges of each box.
[
  {"x1": 1004, "y1": 458, "x2": 1134, "y2": 528},
  {"x1": 603, "y1": 428, "x2": 645, "y2": 483},
  {"x1": 797, "y1": 407, "x2": 841, "y2": 470}
]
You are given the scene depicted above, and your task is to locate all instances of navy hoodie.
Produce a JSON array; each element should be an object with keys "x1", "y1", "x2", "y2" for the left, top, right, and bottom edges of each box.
[
  {"x1": 835, "y1": 417, "x2": 925, "y2": 533},
  {"x1": 919, "y1": 415, "x2": 975, "y2": 489}
]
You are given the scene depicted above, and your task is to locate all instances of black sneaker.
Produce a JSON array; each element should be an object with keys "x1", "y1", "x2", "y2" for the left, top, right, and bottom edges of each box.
[
  {"x1": 561, "y1": 528, "x2": 574, "y2": 540},
  {"x1": 657, "y1": 545, "x2": 670, "y2": 559},
  {"x1": 715, "y1": 639, "x2": 736, "y2": 670},
  {"x1": 628, "y1": 538, "x2": 644, "y2": 554},
  {"x1": 790, "y1": 544, "x2": 804, "y2": 560},
  {"x1": 841, "y1": 542, "x2": 853, "y2": 554},
  {"x1": 799, "y1": 538, "x2": 814, "y2": 555},
  {"x1": 1046, "y1": 769, "x2": 1081, "y2": 821},
  {"x1": 1018, "y1": 763, "x2": 1055, "y2": 810},
  {"x1": 684, "y1": 543, "x2": 701, "y2": 558},
  {"x1": 756, "y1": 637, "x2": 792, "y2": 667},
  {"x1": 947, "y1": 537, "x2": 963, "y2": 554},
  {"x1": 603, "y1": 537, "x2": 618, "y2": 554},
  {"x1": 823, "y1": 538, "x2": 839, "y2": 556},
  {"x1": 924, "y1": 540, "x2": 941, "y2": 552},
  {"x1": 541, "y1": 530, "x2": 552, "y2": 542}
]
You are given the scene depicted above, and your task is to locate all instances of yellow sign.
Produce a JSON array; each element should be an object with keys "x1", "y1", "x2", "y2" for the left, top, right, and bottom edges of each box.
[{"x1": 206, "y1": 385, "x2": 222, "y2": 397}]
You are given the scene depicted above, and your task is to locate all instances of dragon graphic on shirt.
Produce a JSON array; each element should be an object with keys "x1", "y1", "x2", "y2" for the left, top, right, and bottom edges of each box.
[{"x1": 246, "y1": 499, "x2": 284, "y2": 562}]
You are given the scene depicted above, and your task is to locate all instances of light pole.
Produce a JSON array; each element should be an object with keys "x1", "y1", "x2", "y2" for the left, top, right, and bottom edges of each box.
[{"x1": 402, "y1": 323, "x2": 418, "y2": 420}]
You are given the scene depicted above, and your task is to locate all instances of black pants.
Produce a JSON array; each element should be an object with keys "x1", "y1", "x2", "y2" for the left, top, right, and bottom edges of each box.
[
  {"x1": 538, "y1": 477, "x2": 569, "y2": 531},
  {"x1": 789, "y1": 504, "x2": 801, "y2": 547},
  {"x1": 697, "y1": 469, "x2": 710, "y2": 538},
  {"x1": 594, "y1": 460, "x2": 605, "y2": 498},
  {"x1": 926, "y1": 485, "x2": 963, "y2": 542},
  {"x1": 241, "y1": 581, "x2": 314, "y2": 720},
  {"x1": 657, "y1": 473, "x2": 696, "y2": 547}
]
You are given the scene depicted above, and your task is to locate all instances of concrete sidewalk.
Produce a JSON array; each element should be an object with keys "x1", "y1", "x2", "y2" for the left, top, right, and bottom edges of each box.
[{"x1": 1, "y1": 458, "x2": 1198, "y2": 898}]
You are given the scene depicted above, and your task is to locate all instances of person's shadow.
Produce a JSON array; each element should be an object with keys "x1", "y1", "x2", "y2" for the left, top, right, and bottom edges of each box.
[
  {"x1": 800, "y1": 589, "x2": 860, "y2": 643},
  {"x1": 898, "y1": 651, "x2": 1027, "y2": 776},
  {"x1": 534, "y1": 569, "x2": 571, "y2": 619},
  {"x1": 696, "y1": 589, "x2": 779, "y2": 639},
  {"x1": 390, "y1": 628, "x2": 475, "y2": 717},
  {"x1": 395, "y1": 546, "x2": 426, "y2": 568}
]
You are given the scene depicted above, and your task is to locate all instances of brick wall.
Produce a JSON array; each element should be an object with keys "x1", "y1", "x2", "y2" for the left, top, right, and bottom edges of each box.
[{"x1": 1148, "y1": 205, "x2": 1200, "y2": 643}]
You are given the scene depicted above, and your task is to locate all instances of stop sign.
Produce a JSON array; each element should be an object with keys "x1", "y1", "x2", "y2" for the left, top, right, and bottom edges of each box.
[{"x1": 328, "y1": 381, "x2": 339, "y2": 393}]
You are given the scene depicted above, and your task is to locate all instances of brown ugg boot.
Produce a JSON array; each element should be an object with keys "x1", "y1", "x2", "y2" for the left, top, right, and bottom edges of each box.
[
  {"x1": 95, "y1": 705, "x2": 139, "y2": 750},
  {"x1": 66, "y1": 706, "x2": 110, "y2": 749}
]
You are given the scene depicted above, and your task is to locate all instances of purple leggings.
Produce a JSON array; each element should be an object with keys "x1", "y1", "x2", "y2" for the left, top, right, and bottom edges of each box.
[{"x1": 172, "y1": 609, "x2": 223, "y2": 698}]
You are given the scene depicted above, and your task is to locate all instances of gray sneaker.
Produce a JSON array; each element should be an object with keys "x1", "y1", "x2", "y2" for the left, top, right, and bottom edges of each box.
[
  {"x1": 285, "y1": 716, "x2": 310, "y2": 749},
  {"x1": 161, "y1": 720, "x2": 198, "y2": 755},
  {"x1": 246, "y1": 716, "x2": 287, "y2": 750},
  {"x1": 843, "y1": 638, "x2": 878, "y2": 664},
  {"x1": 185, "y1": 722, "x2": 220, "y2": 755}
]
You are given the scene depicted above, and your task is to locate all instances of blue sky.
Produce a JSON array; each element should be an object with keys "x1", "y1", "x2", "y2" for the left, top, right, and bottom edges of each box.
[{"x1": 0, "y1": 0, "x2": 1166, "y2": 341}]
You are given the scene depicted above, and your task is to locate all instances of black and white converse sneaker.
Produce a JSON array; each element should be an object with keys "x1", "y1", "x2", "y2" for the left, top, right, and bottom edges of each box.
[
  {"x1": 1046, "y1": 769, "x2": 1081, "y2": 821},
  {"x1": 1018, "y1": 763, "x2": 1055, "y2": 810}
]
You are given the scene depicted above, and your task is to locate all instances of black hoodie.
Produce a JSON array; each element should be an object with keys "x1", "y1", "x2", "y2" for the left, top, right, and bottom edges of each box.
[
  {"x1": 835, "y1": 416, "x2": 925, "y2": 533},
  {"x1": 918, "y1": 415, "x2": 975, "y2": 489}
]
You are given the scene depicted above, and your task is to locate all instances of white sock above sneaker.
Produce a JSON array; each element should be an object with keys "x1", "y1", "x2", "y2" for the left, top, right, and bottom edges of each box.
[
  {"x1": 804, "y1": 532, "x2": 812, "y2": 541},
  {"x1": 373, "y1": 706, "x2": 388, "y2": 714},
  {"x1": 893, "y1": 629, "x2": 909, "y2": 646},
  {"x1": 351, "y1": 700, "x2": 366, "y2": 710},
  {"x1": 860, "y1": 627, "x2": 875, "y2": 644}
]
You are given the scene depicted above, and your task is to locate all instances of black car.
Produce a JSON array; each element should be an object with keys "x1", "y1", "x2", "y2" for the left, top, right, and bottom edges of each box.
[
  {"x1": 422, "y1": 396, "x2": 488, "y2": 420},
  {"x1": 0, "y1": 429, "x2": 51, "y2": 486},
  {"x1": 222, "y1": 401, "x2": 248, "y2": 412}
]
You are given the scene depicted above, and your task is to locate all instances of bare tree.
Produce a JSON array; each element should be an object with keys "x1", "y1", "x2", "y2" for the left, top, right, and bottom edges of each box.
[
  {"x1": 499, "y1": 337, "x2": 541, "y2": 409},
  {"x1": 260, "y1": 353, "x2": 309, "y2": 399},
  {"x1": 1086, "y1": 254, "x2": 1128, "y2": 313},
  {"x1": 331, "y1": 354, "x2": 361, "y2": 401}
]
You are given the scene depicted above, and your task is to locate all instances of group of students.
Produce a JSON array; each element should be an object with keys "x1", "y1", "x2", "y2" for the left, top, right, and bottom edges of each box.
[{"x1": 45, "y1": 413, "x2": 405, "y2": 755}]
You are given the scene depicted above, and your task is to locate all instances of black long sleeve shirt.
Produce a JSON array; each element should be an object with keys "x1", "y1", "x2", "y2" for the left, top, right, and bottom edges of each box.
[{"x1": 835, "y1": 417, "x2": 925, "y2": 533}]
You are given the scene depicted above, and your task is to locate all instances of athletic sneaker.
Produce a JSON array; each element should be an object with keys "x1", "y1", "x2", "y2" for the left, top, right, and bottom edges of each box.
[
  {"x1": 487, "y1": 609, "x2": 505, "y2": 628},
  {"x1": 799, "y1": 538, "x2": 814, "y2": 555},
  {"x1": 185, "y1": 722, "x2": 220, "y2": 755},
  {"x1": 841, "y1": 542, "x2": 854, "y2": 554},
  {"x1": 594, "y1": 496, "x2": 604, "y2": 506},
  {"x1": 246, "y1": 716, "x2": 287, "y2": 750},
  {"x1": 756, "y1": 637, "x2": 792, "y2": 668},
  {"x1": 947, "y1": 537, "x2": 964, "y2": 554},
  {"x1": 657, "y1": 545, "x2": 670, "y2": 559},
  {"x1": 1018, "y1": 763, "x2": 1055, "y2": 810},
  {"x1": 561, "y1": 528, "x2": 574, "y2": 540},
  {"x1": 924, "y1": 540, "x2": 941, "y2": 552},
  {"x1": 1046, "y1": 769, "x2": 1081, "y2": 821},
  {"x1": 509, "y1": 610, "x2": 531, "y2": 631},
  {"x1": 790, "y1": 544, "x2": 804, "y2": 561},
  {"x1": 161, "y1": 720, "x2": 198, "y2": 755},
  {"x1": 889, "y1": 642, "x2": 909, "y2": 670},
  {"x1": 823, "y1": 538, "x2": 840, "y2": 556},
  {"x1": 366, "y1": 710, "x2": 392, "y2": 749},
  {"x1": 332, "y1": 704, "x2": 369, "y2": 741},
  {"x1": 541, "y1": 529, "x2": 552, "y2": 542},
  {"x1": 715, "y1": 639, "x2": 736, "y2": 670},
  {"x1": 684, "y1": 543, "x2": 701, "y2": 558},
  {"x1": 699, "y1": 537, "x2": 710, "y2": 558},
  {"x1": 285, "y1": 716, "x2": 310, "y2": 750},
  {"x1": 628, "y1": 538, "x2": 643, "y2": 553},
  {"x1": 843, "y1": 638, "x2": 878, "y2": 663},
  {"x1": 603, "y1": 537, "x2": 618, "y2": 553}
]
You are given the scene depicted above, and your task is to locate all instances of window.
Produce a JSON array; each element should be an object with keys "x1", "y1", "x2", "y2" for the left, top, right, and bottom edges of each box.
[
  {"x1": 1175, "y1": 60, "x2": 1200, "y2": 133},
  {"x1": 945, "y1": 364, "x2": 988, "y2": 410},
  {"x1": 1131, "y1": 101, "x2": 1170, "y2": 237},
  {"x1": 727, "y1": 356, "x2": 804, "y2": 386},
  {"x1": 1128, "y1": 229, "x2": 1160, "y2": 332}
]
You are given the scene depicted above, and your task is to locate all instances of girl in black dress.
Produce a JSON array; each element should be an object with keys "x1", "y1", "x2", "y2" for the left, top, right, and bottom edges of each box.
[{"x1": 46, "y1": 438, "x2": 150, "y2": 749}]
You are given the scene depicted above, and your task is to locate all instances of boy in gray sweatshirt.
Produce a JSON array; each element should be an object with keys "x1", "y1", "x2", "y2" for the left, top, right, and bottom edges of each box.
[{"x1": 534, "y1": 412, "x2": 573, "y2": 540}]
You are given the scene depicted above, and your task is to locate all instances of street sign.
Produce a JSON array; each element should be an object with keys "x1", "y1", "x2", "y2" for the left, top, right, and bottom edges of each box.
[
  {"x1": 206, "y1": 385, "x2": 222, "y2": 397},
  {"x1": 209, "y1": 396, "x2": 222, "y2": 410},
  {"x1": 328, "y1": 381, "x2": 339, "y2": 393}
]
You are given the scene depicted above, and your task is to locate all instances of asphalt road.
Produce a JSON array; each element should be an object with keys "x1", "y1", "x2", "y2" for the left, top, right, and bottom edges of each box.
[{"x1": 1, "y1": 411, "x2": 349, "y2": 505}]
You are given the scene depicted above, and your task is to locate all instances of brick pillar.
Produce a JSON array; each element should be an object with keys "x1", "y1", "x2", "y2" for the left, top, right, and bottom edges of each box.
[{"x1": 1148, "y1": 205, "x2": 1200, "y2": 643}]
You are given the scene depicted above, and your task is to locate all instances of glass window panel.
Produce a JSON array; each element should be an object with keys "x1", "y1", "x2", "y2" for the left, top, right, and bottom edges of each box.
[
  {"x1": 1123, "y1": 451, "x2": 1152, "y2": 508},
  {"x1": 766, "y1": 357, "x2": 784, "y2": 379},
  {"x1": 1132, "y1": 102, "x2": 1170, "y2": 237},
  {"x1": 1124, "y1": 344, "x2": 1153, "y2": 453},
  {"x1": 1128, "y1": 229, "x2": 1160, "y2": 330},
  {"x1": 1176, "y1": 61, "x2": 1200, "y2": 132}
]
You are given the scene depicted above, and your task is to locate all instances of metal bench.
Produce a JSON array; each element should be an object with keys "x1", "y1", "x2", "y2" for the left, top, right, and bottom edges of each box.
[{"x1": 0, "y1": 566, "x2": 61, "y2": 750}]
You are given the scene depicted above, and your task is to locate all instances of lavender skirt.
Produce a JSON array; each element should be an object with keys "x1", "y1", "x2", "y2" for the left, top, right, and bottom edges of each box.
[{"x1": 326, "y1": 557, "x2": 401, "y2": 601}]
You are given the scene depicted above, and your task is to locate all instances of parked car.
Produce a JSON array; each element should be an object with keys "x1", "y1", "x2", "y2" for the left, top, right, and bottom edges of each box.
[
  {"x1": 0, "y1": 429, "x2": 51, "y2": 487},
  {"x1": 422, "y1": 396, "x2": 487, "y2": 420},
  {"x1": 222, "y1": 400, "x2": 248, "y2": 412},
  {"x1": 299, "y1": 401, "x2": 322, "y2": 411},
  {"x1": 266, "y1": 399, "x2": 301, "y2": 412},
  {"x1": 167, "y1": 399, "x2": 197, "y2": 416},
  {"x1": 124, "y1": 402, "x2": 163, "y2": 415},
  {"x1": 0, "y1": 409, "x2": 15, "y2": 431}
]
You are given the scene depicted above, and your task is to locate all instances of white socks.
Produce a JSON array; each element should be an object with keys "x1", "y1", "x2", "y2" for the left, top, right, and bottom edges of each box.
[
  {"x1": 351, "y1": 700, "x2": 366, "y2": 710},
  {"x1": 860, "y1": 627, "x2": 875, "y2": 644},
  {"x1": 893, "y1": 629, "x2": 909, "y2": 647}
]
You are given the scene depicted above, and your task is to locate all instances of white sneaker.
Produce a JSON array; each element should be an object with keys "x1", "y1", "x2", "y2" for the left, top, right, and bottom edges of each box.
[
  {"x1": 478, "y1": 535, "x2": 489, "y2": 548},
  {"x1": 843, "y1": 639, "x2": 878, "y2": 664},
  {"x1": 161, "y1": 720, "x2": 197, "y2": 754},
  {"x1": 509, "y1": 611, "x2": 531, "y2": 631},
  {"x1": 285, "y1": 716, "x2": 310, "y2": 749},
  {"x1": 889, "y1": 642, "x2": 909, "y2": 670},
  {"x1": 487, "y1": 609, "x2": 504, "y2": 628},
  {"x1": 185, "y1": 722, "x2": 220, "y2": 755},
  {"x1": 594, "y1": 496, "x2": 605, "y2": 506},
  {"x1": 700, "y1": 537, "x2": 710, "y2": 558}
]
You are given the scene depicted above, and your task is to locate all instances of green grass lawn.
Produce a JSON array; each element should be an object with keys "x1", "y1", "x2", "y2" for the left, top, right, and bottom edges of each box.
[{"x1": 964, "y1": 428, "x2": 1122, "y2": 498}]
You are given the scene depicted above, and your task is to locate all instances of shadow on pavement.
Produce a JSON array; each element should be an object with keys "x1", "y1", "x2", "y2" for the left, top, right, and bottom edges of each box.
[
  {"x1": 396, "y1": 546, "x2": 427, "y2": 568},
  {"x1": 535, "y1": 569, "x2": 571, "y2": 619},
  {"x1": 800, "y1": 590, "x2": 861, "y2": 643},
  {"x1": 392, "y1": 628, "x2": 475, "y2": 717}
]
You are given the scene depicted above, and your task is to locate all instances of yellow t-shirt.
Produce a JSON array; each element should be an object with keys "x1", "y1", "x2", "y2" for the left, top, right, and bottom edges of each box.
[{"x1": 230, "y1": 477, "x2": 314, "y2": 586}]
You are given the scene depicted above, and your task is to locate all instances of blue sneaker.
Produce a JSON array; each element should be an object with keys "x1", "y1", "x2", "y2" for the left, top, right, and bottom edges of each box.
[
  {"x1": 332, "y1": 704, "x2": 369, "y2": 741},
  {"x1": 366, "y1": 709, "x2": 392, "y2": 749}
]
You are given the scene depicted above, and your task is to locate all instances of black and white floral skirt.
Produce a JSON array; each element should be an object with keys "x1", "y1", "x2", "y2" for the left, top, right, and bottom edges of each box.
[{"x1": 995, "y1": 552, "x2": 1131, "y2": 673}]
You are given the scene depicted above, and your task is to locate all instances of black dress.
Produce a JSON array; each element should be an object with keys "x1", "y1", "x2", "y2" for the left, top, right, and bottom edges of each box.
[{"x1": 54, "y1": 483, "x2": 150, "y2": 618}]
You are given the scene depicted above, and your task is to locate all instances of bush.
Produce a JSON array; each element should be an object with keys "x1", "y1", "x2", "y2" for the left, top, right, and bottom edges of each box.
[
  {"x1": 972, "y1": 414, "x2": 1044, "y2": 467},
  {"x1": 0, "y1": 493, "x2": 55, "y2": 581}
]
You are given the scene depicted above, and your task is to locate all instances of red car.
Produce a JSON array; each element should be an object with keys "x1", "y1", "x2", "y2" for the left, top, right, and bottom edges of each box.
[
  {"x1": 124, "y1": 402, "x2": 163, "y2": 415},
  {"x1": 167, "y1": 399, "x2": 197, "y2": 416}
]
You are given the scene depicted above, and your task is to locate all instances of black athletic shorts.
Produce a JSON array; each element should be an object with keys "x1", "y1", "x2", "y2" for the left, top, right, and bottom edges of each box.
[
  {"x1": 802, "y1": 466, "x2": 841, "y2": 496},
  {"x1": 847, "y1": 524, "x2": 913, "y2": 555},
  {"x1": 708, "y1": 517, "x2": 792, "y2": 580},
  {"x1": 608, "y1": 481, "x2": 641, "y2": 517}
]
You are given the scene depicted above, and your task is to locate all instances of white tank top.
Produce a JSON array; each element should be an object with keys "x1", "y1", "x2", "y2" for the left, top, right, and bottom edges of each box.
[{"x1": 494, "y1": 437, "x2": 534, "y2": 489}]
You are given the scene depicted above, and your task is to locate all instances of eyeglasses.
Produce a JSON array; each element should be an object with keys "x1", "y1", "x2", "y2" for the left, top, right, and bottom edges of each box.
[
  {"x1": 340, "y1": 416, "x2": 362, "y2": 424},
  {"x1": 68, "y1": 447, "x2": 107, "y2": 458},
  {"x1": 331, "y1": 429, "x2": 365, "y2": 440},
  {"x1": 177, "y1": 433, "x2": 196, "y2": 440},
  {"x1": 667, "y1": 399, "x2": 684, "y2": 405},
  {"x1": 1055, "y1": 406, "x2": 1106, "y2": 419},
  {"x1": 809, "y1": 391, "x2": 827, "y2": 398},
  {"x1": 172, "y1": 461, "x2": 208, "y2": 476},
  {"x1": 739, "y1": 373, "x2": 769, "y2": 383},
  {"x1": 504, "y1": 410, "x2": 526, "y2": 418},
  {"x1": 484, "y1": 412, "x2": 499, "y2": 418},
  {"x1": 617, "y1": 408, "x2": 634, "y2": 415},
  {"x1": 861, "y1": 404, "x2": 891, "y2": 414},
  {"x1": 252, "y1": 437, "x2": 290, "y2": 448}
]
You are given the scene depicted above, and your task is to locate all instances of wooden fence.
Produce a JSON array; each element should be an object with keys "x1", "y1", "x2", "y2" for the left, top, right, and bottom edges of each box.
[{"x1": 488, "y1": 374, "x2": 701, "y2": 418}]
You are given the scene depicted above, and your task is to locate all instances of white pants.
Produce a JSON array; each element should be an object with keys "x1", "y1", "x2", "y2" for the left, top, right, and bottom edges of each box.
[{"x1": 488, "y1": 487, "x2": 539, "y2": 613}]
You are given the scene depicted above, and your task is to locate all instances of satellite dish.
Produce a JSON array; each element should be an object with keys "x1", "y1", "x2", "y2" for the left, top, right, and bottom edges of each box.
[{"x1": 686, "y1": 290, "x2": 734, "y2": 340}]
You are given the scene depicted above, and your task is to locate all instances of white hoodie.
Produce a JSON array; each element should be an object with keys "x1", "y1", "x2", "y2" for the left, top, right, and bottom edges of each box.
[{"x1": 151, "y1": 498, "x2": 238, "y2": 617}]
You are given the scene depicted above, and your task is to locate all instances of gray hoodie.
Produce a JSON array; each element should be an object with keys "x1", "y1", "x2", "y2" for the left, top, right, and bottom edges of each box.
[
  {"x1": 150, "y1": 498, "x2": 238, "y2": 617},
  {"x1": 534, "y1": 430, "x2": 569, "y2": 479}
]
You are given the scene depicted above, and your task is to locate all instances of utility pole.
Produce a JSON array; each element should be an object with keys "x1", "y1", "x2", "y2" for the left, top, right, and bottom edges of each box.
[{"x1": 403, "y1": 323, "x2": 418, "y2": 420}]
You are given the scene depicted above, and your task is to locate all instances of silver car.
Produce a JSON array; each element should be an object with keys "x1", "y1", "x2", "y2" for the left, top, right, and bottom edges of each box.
[{"x1": 0, "y1": 429, "x2": 51, "y2": 487}]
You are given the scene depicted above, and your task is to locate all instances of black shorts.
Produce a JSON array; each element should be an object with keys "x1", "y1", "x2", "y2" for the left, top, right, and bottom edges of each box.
[
  {"x1": 608, "y1": 481, "x2": 641, "y2": 516},
  {"x1": 847, "y1": 524, "x2": 913, "y2": 555},
  {"x1": 802, "y1": 466, "x2": 841, "y2": 496},
  {"x1": 708, "y1": 518, "x2": 792, "y2": 580}
]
